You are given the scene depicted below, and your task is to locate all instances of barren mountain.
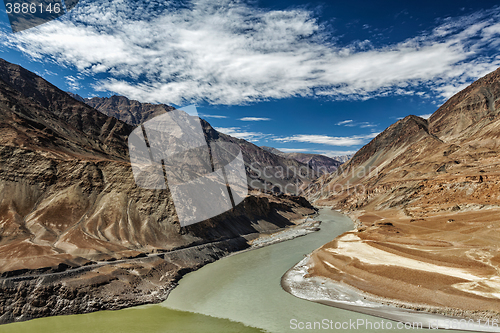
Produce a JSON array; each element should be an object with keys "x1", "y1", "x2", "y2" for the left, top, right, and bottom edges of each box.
[
  {"x1": 297, "y1": 66, "x2": 500, "y2": 319},
  {"x1": 0, "y1": 58, "x2": 317, "y2": 324},
  {"x1": 329, "y1": 154, "x2": 353, "y2": 164},
  {"x1": 85, "y1": 96, "x2": 316, "y2": 194},
  {"x1": 307, "y1": 67, "x2": 500, "y2": 211},
  {"x1": 261, "y1": 146, "x2": 341, "y2": 175},
  {"x1": 85, "y1": 95, "x2": 175, "y2": 127},
  {"x1": 66, "y1": 92, "x2": 85, "y2": 103}
]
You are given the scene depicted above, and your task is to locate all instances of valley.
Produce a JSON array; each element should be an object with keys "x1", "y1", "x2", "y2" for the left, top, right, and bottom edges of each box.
[{"x1": 0, "y1": 58, "x2": 319, "y2": 324}]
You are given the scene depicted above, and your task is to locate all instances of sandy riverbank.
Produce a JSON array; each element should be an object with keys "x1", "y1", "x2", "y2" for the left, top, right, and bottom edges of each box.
[{"x1": 282, "y1": 208, "x2": 500, "y2": 332}]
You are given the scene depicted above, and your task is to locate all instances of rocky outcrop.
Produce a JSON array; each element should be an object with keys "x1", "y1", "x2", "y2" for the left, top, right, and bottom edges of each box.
[{"x1": 85, "y1": 95, "x2": 175, "y2": 127}]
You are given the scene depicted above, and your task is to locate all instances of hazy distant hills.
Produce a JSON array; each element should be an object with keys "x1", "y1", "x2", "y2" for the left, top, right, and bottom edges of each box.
[{"x1": 261, "y1": 146, "x2": 347, "y2": 175}]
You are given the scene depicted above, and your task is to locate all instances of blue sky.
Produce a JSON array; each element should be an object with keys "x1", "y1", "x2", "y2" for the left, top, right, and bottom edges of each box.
[{"x1": 0, "y1": 0, "x2": 499, "y2": 157}]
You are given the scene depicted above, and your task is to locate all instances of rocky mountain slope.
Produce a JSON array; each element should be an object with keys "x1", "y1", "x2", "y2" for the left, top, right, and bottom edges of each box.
[
  {"x1": 307, "y1": 67, "x2": 500, "y2": 213},
  {"x1": 296, "y1": 66, "x2": 500, "y2": 319},
  {"x1": 85, "y1": 95, "x2": 175, "y2": 127},
  {"x1": 0, "y1": 58, "x2": 318, "y2": 324},
  {"x1": 261, "y1": 146, "x2": 341, "y2": 175},
  {"x1": 84, "y1": 96, "x2": 316, "y2": 194}
]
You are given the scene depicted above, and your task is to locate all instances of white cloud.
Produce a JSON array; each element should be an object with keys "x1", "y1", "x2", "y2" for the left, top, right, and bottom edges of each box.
[
  {"x1": 277, "y1": 148, "x2": 358, "y2": 156},
  {"x1": 274, "y1": 133, "x2": 379, "y2": 146},
  {"x1": 65, "y1": 75, "x2": 81, "y2": 90},
  {"x1": 2, "y1": 1, "x2": 500, "y2": 105},
  {"x1": 239, "y1": 117, "x2": 271, "y2": 121},
  {"x1": 214, "y1": 125, "x2": 379, "y2": 147},
  {"x1": 200, "y1": 114, "x2": 227, "y2": 119},
  {"x1": 435, "y1": 82, "x2": 474, "y2": 99},
  {"x1": 359, "y1": 122, "x2": 377, "y2": 128},
  {"x1": 277, "y1": 148, "x2": 311, "y2": 153},
  {"x1": 418, "y1": 113, "x2": 433, "y2": 119},
  {"x1": 214, "y1": 126, "x2": 267, "y2": 141},
  {"x1": 337, "y1": 120, "x2": 377, "y2": 128}
]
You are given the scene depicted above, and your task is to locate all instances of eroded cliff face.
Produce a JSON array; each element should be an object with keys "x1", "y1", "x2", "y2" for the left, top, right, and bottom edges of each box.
[
  {"x1": 0, "y1": 58, "x2": 317, "y2": 324},
  {"x1": 0, "y1": 152, "x2": 315, "y2": 271}
]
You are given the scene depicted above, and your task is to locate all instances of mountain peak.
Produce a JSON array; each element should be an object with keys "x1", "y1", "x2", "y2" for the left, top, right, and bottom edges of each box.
[
  {"x1": 85, "y1": 95, "x2": 174, "y2": 126},
  {"x1": 0, "y1": 58, "x2": 132, "y2": 159},
  {"x1": 348, "y1": 114, "x2": 429, "y2": 168},
  {"x1": 307, "y1": 65, "x2": 500, "y2": 213}
]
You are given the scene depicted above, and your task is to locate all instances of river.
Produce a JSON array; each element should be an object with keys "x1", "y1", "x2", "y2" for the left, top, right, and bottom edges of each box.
[{"x1": 0, "y1": 209, "x2": 467, "y2": 333}]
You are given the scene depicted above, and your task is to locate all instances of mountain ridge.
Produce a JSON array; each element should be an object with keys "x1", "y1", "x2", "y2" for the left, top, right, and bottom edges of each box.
[
  {"x1": 85, "y1": 95, "x2": 318, "y2": 194},
  {"x1": 0, "y1": 59, "x2": 131, "y2": 159},
  {"x1": 260, "y1": 146, "x2": 342, "y2": 175}
]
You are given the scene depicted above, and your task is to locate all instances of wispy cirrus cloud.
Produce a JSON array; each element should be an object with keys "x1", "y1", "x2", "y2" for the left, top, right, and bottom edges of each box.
[
  {"x1": 65, "y1": 75, "x2": 81, "y2": 90},
  {"x1": 336, "y1": 120, "x2": 377, "y2": 128},
  {"x1": 215, "y1": 125, "x2": 378, "y2": 147},
  {"x1": 274, "y1": 133, "x2": 379, "y2": 146},
  {"x1": 239, "y1": 117, "x2": 271, "y2": 121},
  {"x1": 277, "y1": 148, "x2": 357, "y2": 157},
  {"x1": 2, "y1": 1, "x2": 500, "y2": 105},
  {"x1": 200, "y1": 114, "x2": 228, "y2": 119},
  {"x1": 359, "y1": 122, "x2": 377, "y2": 128},
  {"x1": 214, "y1": 126, "x2": 268, "y2": 142}
]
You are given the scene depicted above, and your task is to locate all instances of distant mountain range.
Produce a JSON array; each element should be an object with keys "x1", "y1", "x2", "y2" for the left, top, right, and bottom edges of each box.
[
  {"x1": 260, "y1": 146, "x2": 348, "y2": 175},
  {"x1": 329, "y1": 154, "x2": 354, "y2": 164},
  {"x1": 71, "y1": 94, "x2": 346, "y2": 181}
]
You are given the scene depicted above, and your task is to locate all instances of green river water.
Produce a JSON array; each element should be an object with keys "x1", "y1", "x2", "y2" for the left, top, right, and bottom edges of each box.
[{"x1": 0, "y1": 209, "x2": 442, "y2": 333}]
